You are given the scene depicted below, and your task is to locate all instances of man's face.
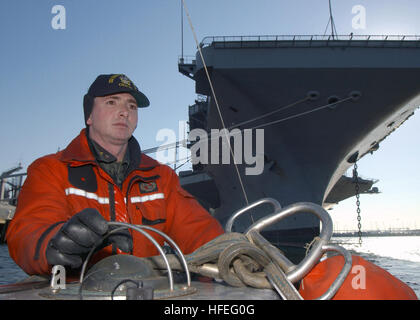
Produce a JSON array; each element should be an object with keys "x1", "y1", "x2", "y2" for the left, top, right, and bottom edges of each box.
[{"x1": 87, "y1": 92, "x2": 138, "y2": 146}]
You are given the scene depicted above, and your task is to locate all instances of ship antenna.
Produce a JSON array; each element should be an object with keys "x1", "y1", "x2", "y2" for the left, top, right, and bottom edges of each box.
[
  {"x1": 324, "y1": 0, "x2": 338, "y2": 39},
  {"x1": 181, "y1": 0, "x2": 250, "y2": 207},
  {"x1": 181, "y1": 0, "x2": 184, "y2": 60}
]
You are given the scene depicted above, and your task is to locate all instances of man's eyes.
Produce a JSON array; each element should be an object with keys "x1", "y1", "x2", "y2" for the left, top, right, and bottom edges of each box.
[{"x1": 105, "y1": 100, "x2": 137, "y2": 110}]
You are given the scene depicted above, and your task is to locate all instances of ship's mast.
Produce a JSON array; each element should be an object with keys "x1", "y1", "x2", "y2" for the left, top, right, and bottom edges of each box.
[
  {"x1": 324, "y1": 0, "x2": 338, "y2": 39},
  {"x1": 181, "y1": 0, "x2": 184, "y2": 60}
]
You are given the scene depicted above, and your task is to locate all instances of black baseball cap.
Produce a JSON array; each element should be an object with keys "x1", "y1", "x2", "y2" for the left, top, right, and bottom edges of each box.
[{"x1": 83, "y1": 74, "x2": 150, "y2": 124}]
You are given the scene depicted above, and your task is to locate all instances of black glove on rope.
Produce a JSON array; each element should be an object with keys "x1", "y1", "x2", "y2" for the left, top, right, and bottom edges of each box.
[{"x1": 46, "y1": 208, "x2": 133, "y2": 269}]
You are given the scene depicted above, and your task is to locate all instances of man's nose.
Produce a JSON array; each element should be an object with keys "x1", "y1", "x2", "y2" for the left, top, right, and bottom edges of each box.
[{"x1": 118, "y1": 104, "x2": 130, "y2": 117}]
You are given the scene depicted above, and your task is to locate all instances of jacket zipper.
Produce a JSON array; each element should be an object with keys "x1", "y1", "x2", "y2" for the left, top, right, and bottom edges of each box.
[{"x1": 107, "y1": 182, "x2": 117, "y2": 255}]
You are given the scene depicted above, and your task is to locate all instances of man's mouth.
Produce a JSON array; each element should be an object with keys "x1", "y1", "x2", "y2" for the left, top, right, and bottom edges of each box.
[{"x1": 113, "y1": 123, "x2": 128, "y2": 128}]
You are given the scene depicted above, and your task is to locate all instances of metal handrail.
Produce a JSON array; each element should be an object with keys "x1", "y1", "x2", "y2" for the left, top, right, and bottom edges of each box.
[
  {"x1": 316, "y1": 244, "x2": 352, "y2": 300},
  {"x1": 245, "y1": 201, "x2": 353, "y2": 299},
  {"x1": 246, "y1": 202, "x2": 333, "y2": 283},
  {"x1": 201, "y1": 34, "x2": 420, "y2": 49},
  {"x1": 78, "y1": 222, "x2": 192, "y2": 297},
  {"x1": 224, "y1": 198, "x2": 281, "y2": 232},
  {"x1": 178, "y1": 55, "x2": 196, "y2": 65}
]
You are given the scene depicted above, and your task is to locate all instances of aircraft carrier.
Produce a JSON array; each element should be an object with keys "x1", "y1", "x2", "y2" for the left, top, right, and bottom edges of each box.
[{"x1": 178, "y1": 34, "x2": 420, "y2": 257}]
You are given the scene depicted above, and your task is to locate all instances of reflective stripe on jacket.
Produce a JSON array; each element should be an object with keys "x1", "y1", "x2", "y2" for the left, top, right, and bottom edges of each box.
[{"x1": 6, "y1": 129, "x2": 224, "y2": 275}]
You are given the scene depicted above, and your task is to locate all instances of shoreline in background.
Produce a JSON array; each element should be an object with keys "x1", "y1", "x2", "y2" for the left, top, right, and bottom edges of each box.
[{"x1": 333, "y1": 229, "x2": 420, "y2": 237}]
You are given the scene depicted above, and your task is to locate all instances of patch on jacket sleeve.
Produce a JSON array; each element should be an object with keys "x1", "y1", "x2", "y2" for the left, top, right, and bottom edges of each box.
[
  {"x1": 139, "y1": 181, "x2": 158, "y2": 194},
  {"x1": 68, "y1": 164, "x2": 98, "y2": 192}
]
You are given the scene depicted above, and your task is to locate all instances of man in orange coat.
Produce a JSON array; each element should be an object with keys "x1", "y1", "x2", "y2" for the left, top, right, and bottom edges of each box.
[{"x1": 6, "y1": 74, "x2": 224, "y2": 275}]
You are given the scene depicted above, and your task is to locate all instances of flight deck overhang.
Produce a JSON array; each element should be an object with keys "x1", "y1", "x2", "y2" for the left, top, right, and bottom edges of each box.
[{"x1": 190, "y1": 34, "x2": 420, "y2": 70}]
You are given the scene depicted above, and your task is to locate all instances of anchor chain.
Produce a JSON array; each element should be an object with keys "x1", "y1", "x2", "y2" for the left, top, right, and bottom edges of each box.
[{"x1": 353, "y1": 162, "x2": 362, "y2": 246}]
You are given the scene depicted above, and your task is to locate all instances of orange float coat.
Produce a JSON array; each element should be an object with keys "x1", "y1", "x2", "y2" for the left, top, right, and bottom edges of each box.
[
  {"x1": 6, "y1": 129, "x2": 224, "y2": 275},
  {"x1": 299, "y1": 255, "x2": 418, "y2": 300}
]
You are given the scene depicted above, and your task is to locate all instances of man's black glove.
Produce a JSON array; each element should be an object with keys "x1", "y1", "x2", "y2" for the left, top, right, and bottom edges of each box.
[
  {"x1": 46, "y1": 208, "x2": 133, "y2": 269},
  {"x1": 106, "y1": 226, "x2": 133, "y2": 253}
]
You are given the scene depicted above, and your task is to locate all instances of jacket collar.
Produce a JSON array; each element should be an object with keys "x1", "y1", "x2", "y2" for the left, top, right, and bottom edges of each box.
[
  {"x1": 60, "y1": 129, "x2": 94, "y2": 163},
  {"x1": 60, "y1": 129, "x2": 159, "y2": 171}
]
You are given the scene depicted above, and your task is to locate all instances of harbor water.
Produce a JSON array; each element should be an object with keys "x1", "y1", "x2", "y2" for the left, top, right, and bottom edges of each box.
[
  {"x1": 1, "y1": 236, "x2": 419, "y2": 299},
  {"x1": 0, "y1": 244, "x2": 27, "y2": 285},
  {"x1": 330, "y1": 235, "x2": 420, "y2": 298}
]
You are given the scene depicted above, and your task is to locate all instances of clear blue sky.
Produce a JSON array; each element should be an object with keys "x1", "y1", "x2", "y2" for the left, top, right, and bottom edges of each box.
[{"x1": 0, "y1": 0, "x2": 419, "y2": 230}]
